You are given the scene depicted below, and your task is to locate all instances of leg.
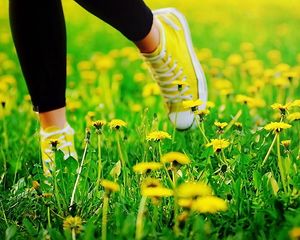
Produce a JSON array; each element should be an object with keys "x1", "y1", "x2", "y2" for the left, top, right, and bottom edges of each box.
[
  {"x1": 74, "y1": 0, "x2": 160, "y2": 53},
  {"x1": 9, "y1": 0, "x2": 67, "y2": 129},
  {"x1": 9, "y1": 0, "x2": 77, "y2": 175},
  {"x1": 74, "y1": 1, "x2": 207, "y2": 130}
]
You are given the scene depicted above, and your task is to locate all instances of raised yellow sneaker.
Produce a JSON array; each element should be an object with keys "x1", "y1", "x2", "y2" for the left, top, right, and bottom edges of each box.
[
  {"x1": 143, "y1": 8, "x2": 207, "y2": 130},
  {"x1": 40, "y1": 123, "x2": 77, "y2": 176}
]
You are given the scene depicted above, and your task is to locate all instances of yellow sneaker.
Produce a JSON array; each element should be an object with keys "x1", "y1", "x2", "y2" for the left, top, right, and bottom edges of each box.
[
  {"x1": 40, "y1": 123, "x2": 78, "y2": 176},
  {"x1": 142, "y1": 8, "x2": 207, "y2": 130}
]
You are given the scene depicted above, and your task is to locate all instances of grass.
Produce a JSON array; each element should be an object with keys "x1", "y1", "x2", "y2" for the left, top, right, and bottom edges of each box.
[{"x1": 1, "y1": 0, "x2": 300, "y2": 239}]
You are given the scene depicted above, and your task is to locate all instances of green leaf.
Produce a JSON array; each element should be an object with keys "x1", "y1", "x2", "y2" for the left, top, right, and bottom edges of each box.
[{"x1": 5, "y1": 225, "x2": 17, "y2": 240}]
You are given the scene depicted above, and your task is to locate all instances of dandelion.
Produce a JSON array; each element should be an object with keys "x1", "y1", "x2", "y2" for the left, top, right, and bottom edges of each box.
[
  {"x1": 142, "y1": 186, "x2": 173, "y2": 198},
  {"x1": 93, "y1": 120, "x2": 106, "y2": 131},
  {"x1": 136, "y1": 186, "x2": 173, "y2": 240},
  {"x1": 109, "y1": 119, "x2": 127, "y2": 130},
  {"x1": 206, "y1": 139, "x2": 230, "y2": 153},
  {"x1": 206, "y1": 101, "x2": 215, "y2": 109},
  {"x1": 264, "y1": 122, "x2": 291, "y2": 133},
  {"x1": 63, "y1": 216, "x2": 83, "y2": 238},
  {"x1": 271, "y1": 103, "x2": 291, "y2": 116},
  {"x1": 262, "y1": 122, "x2": 291, "y2": 193},
  {"x1": 183, "y1": 99, "x2": 203, "y2": 111},
  {"x1": 281, "y1": 140, "x2": 291, "y2": 148},
  {"x1": 176, "y1": 182, "x2": 212, "y2": 199},
  {"x1": 49, "y1": 139, "x2": 59, "y2": 150},
  {"x1": 291, "y1": 99, "x2": 300, "y2": 108},
  {"x1": 191, "y1": 196, "x2": 228, "y2": 214},
  {"x1": 161, "y1": 152, "x2": 190, "y2": 166},
  {"x1": 100, "y1": 179, "x2": 120, "y2": 194},
  {"x1": 178, "y1": 198, "x2": 194, "y2": 208},
  {"x1": 234, "y1": 122, "x2": 243, "y2": 131},
  {"x1": 32, "y1": 180, "x2": 40, "y2": 190},
  {"x1": 141, "y1": 178, "x2": 161, "y2": 190},
  {"x1": 194, "y1": 109, "x2": 210, "y2": 122},
  {"x1": 214, "y1": 121, "x2": 228, "y2": 133},
  {"x1": 85, "y1": 111, "x2": 96, "y2": 127},
  {"x1": 93, "y1": 120, "x2": 106, "y2": 182},
  {"x1": 100, "y1": 180, "x2": 119, "y2": 240},
  {"x1": 133, "y1": 162, "x2": 162, "y2": 174},
  {"x1": 146, "y1": 131, "x2": 171, "y2": 142},
  {"x1": 287, "y1": 112, "x2": 300, "y2": 122},
  {"x1": 142, "y1": 83, "x2": 161, "y2": 97},
  {"x1": 289, "y1": 227, "x2": 300, "y2": 240}
]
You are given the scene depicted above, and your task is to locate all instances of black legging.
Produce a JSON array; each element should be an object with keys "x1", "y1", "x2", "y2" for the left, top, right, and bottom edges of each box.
[{"x1": 9, "y1": 0, "x2": 153, "y2": 112}]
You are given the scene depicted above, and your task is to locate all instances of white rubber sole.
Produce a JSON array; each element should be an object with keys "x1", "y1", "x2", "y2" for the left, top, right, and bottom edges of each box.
[{"x1": 153, "y1": 8, "x2": 208, "y2": 130}]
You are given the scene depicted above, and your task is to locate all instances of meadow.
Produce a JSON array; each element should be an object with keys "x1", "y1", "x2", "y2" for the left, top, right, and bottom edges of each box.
[{"x1": 1, "y1": 0, "x2": 300, "y2": 239}]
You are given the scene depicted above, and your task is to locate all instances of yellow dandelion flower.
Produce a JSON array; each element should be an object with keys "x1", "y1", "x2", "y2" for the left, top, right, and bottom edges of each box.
[
  {"x1": 146, "y1": 131, "x2": 171, "y2": 142},
  {"x1": 63, "y1": 216, "x2": 83, "y2": 234},
  {"x1": 291, "y1": 100, "x2": 300, "y2": 108},
  {"x1": 235, "y1": 94, "x2": 253, "y2": 104},
  {"x1": 142, "y1": 83, "x2": 161, "y2": 97},
  {"x1": 281, "y1": 140, "x2": 291, "y2": 148},
  {"x1": 206, "y1": 101, "x2": 215, "y2": 109},
  {"x1": 130, "y1": 103, "x2": 142, "y2": 113},
  {"x1": 100, "y1": 179, "x2": 120, "y2": 193},
  {"x1": 142, "y1": 187, "x2": 173, "y2": 198},
  {"x1": 227, "y1": 54, "x2": 243, "y2": 66},
  {"x1": 192, "y1": 196, "x2": 228, "y2": 214},
  {"x1": 178, "y1": 198, "x2": 194, "y2": 208},
  {"x1": 214, "y1": 121, "x2": 228, "y2": 129},
  {"x1": 287, "y1": 112, "x2": 300, "y2": 122},
  {"x1": 183, "y1": 99, "x2": 203, "y2": 111},
  {"x1": 32, "y1": 180, "x2": 40, "y2": 190},
  {"x1": 109, "y1": 119, "x2": 127, "y2": 130},
  {"x1": 133, "y1": 162, "x2": 162, "y2": 174},
  {"x1": 283, "y1": 71, "x2": 298, "y2": 81},
  {"x1": 271, "y1": 103, "x2": 291, "y2": 115},
  {"x1": 214, "y1": 78, "x2": 232, "y2": 90},
  {"x1": 93, "y1": 120, "x2": 106, "y2": 130},
  {"x1": 289, "y1": 227, "x2": 300, "y2": 239},
  {"x1": 161, "y1": 152, "x2": 190, "y2": 165},
  {"x1": 273, "y1": 77, "x2": 290, "y2": 88},
  {"x1": 141, "y1": 178, "x2": 161, "y2": 190},
  {"x1": 264, "y1": 122, "x2": 291, "y2": 133},
  {"x1": 42, "y1": 193, "x2": 53, "y2": 198},
  {"x1": 206, "y1": 139, "x2": 230, "y2": 152},
  {"x1": 49, "y1": 139, "x2": 59, "y2": 149},
  {"x1": 194, "y1": 109, "x2": 210, "y2": 117},
  {"x1": 113, "y1": 73, "x2": 123, "y2": 82},
  {"x1": 134, "y1": 72, "x2": 145, "y2": 82},
  {"x1": 176, "y1": 182, "x2": 212, "y2": 199}
]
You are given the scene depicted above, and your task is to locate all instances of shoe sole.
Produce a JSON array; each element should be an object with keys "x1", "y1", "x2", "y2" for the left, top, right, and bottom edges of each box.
[{"x1": 153, "y1": 8, "x2": 208, "y2": 130}]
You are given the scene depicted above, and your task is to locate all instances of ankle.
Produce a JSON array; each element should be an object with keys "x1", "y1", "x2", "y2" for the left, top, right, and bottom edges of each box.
[
  {"x1": 39, "y1": 107, "x2": 67, "y2": 129},
  {"x1": 135, "y1": 19, "x2": 161, "y2": 53}
]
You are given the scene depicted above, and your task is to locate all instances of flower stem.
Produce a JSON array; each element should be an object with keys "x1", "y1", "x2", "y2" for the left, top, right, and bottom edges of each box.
[
  {"x1": 277, "y1": 134, "x2": 287, "y2": 193},
  {"x1": 97, "y1": 133, "x2": 102, "y2": 183},
  {"x1": 195, "y1": 117, "x2": 209, "y2": 144},
  {"x1": 72, "y1": 228, "x2": 76, "y2": 240},
  {"x1": 102, "y1": 194, "x2": 109, "y2": 240},
  {"x1": 47, "y1": 206, "x2": 52, "y2": 229},
  {"x1": 261, "y1": 133, "x2": 277, "y2": 167},
  {"x1": 69, "y1": 130, "x2": 90, "y2": 211},
  {"x1": 136, "y1": 196, "x2": 147, "y2": 240},
  {"x1": 116, "y1": 131, "x2": 127, "y2": 188},
  {"x1": 172, "y1": 169, "x2": 180, "y2": 236}
]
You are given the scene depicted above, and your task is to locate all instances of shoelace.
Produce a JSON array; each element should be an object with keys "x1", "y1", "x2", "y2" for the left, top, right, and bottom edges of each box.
[
  {"x1": 144, "y1": 16, "x2": 193, "y2": 104},
  {"x1": 40, "y1": 125, "x2": 74, "y2": 156}
]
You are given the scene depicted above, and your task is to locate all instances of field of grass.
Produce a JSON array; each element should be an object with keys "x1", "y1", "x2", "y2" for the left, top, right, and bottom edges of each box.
[{"x1": 1, "y1": 0, "x2": 300, "y2": 239}]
